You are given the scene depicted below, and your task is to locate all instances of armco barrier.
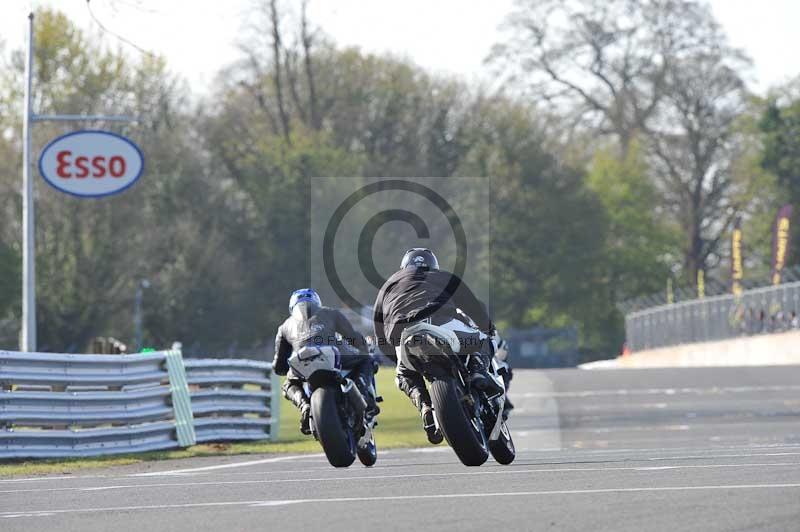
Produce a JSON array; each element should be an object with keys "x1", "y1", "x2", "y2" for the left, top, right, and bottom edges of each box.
[
  {"x1": 183, "y1": 358, "x2": 280, "y2": 443},
  {"x1": 625, "y1": 281, "x2": 800, "y2": 351},
  {"x1": 0, "y1": 350, "x2": 280, "y2": 459}
]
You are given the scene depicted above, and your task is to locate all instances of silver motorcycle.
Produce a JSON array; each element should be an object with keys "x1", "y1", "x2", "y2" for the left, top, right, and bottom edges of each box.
[
  {"x1": 288, "y1": 345, "x2": 378, "y2": 467},
  {"x1": 399, "y1": 322, "x2": 515, "y2": 466}
]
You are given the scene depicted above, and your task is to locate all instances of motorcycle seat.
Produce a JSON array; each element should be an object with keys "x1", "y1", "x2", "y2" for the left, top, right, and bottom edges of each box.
[{"x1": 401, "y1": 322, "x2": 461, "y2": 355}]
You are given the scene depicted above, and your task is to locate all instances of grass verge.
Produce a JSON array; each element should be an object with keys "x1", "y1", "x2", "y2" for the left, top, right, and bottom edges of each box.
[{"x1": 0, "y1": 369, "x2": 428, "y2": 477}]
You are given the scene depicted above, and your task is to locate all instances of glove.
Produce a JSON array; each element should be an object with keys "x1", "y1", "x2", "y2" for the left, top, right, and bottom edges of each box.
[{"x1": 273, "y1": 357, "x2": 289, "y2": 376}]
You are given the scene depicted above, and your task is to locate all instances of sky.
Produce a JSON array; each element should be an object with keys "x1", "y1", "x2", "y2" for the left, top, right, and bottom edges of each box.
[{"x1": 2, "y1": 0, "x2": 800, "y2": 95}]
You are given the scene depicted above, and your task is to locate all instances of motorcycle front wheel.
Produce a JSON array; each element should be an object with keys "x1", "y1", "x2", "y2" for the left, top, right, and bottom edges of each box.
[
  {"x1": 430, "y1": 377, "x2": 489, "y2": 466},
  {"x1": 357, "y1": 429, "x2": 377, "y2": 467},
  {"x1": 489, "y1": 419, "x2": 516, "y2": 465},
  {"x1": 311, "y1": 385, "x2": 356, "y2": 467}
]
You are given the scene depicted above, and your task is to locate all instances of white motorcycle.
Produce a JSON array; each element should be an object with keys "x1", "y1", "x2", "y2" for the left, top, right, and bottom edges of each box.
[
  {"x1": 493, "y1": 334, "x2": 514, "y2": 420},
  {"x1": 288, "y1": 345, "x2": 378, "y2": 467},
  {"x1": 399, "y1": 321, "x2": 515, "y2": 466}
]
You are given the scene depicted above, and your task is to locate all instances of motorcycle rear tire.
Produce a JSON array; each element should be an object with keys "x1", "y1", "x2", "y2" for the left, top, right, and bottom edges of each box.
[
  {"x1": 311, "y1": 386, "x2": 356, "y2": 468},
  {"x1": 430, "y1": 378, "x2": 489, "y2": 466}
]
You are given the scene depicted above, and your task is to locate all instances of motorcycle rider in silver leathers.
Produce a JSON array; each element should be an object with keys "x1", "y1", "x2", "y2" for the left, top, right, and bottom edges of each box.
[{"x1": 273, "y1": 289, "x2": 378, "y2": 434}]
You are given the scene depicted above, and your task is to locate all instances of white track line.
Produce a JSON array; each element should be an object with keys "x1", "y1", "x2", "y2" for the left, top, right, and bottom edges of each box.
[
  {"x1": 5, "y1": 444, "x2": 800, "y2": 483},
  {"x1": 523, "y1": 443, "x2": 800, "y2": 457},
  {"x1": 4, "y1": 462, "x2": 800, "y2": 495},
  {"x1": 517, "y1": 384, "x2": 800, "y2": 398},
  {"x1": 4, "y1": 483, "x2": 800, "y2": 518},
  {"x1": 0, "y1": 476, "x2": 82, "y2": 483},
  {"x1": 129, "y1": 454, "x2": 325, "y2": 477}
]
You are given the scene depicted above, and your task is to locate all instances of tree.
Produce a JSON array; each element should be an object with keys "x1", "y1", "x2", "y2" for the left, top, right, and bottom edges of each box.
[
  {"x1": 452, "y1": 97, "x2": 613, "y2": 352},
  {"x1": 0, "y1": 109, "x2": 20, "y2": 328},
  {"x1": 0, "y1": 4, "x2": 689, "y2": 358},
  {"x1": 492, "y1": 0, "x2": 755, "y2": 285},
  {"x1": 490, "y1": 0, "x2": 724, "y2": 157},
  {"x1": 648, "y1": 49, "x2": 756, "y2": 282},
  {"x1": 0, "y1": 242, "x2": 19, "y2": 319},
  {"x1": 0, "y1": 9, "x2": 235, "y2": 351},
  {"x1": 238, "y1": 0, "x2": 326, "y2": 142},
  {"x1": 760, "y1": 93, "x2": 800, "y2": 266},
  {"x1": 201, "y1": 69, "x2": 362, "y2": 336},
  {"x1": 587, "y1": 140, "x2": 675, "y2": 300}
]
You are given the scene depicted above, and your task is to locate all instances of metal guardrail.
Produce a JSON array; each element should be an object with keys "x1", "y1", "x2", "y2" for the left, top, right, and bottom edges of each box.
[
  {"x1": 0, "y1": 351, "x2": 280, "y2": 459},
  {"x1": 619, "y1": 266, "x2": 800, "y2": 314},
  {"x1": 0, "y1": 351, "x2": 169, "y2": 387},
  {"x1": 184, "y1": 358, "x2": 279, "y2": 443},
  {"x1": 625, "y1": 281, "x2": 800, "y2": 351}
]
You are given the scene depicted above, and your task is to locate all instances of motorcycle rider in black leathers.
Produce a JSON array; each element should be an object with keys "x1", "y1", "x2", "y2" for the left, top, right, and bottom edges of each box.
[
  {"x1": 273, "y1": 288, "x2": 377, "y2": 434},
  {"x1": 373, "y1": 248, "x2": 503, "y2": 444}
]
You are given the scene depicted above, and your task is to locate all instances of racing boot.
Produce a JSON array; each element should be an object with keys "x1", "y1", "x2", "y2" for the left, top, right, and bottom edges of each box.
[
  {"x1": 299, "y1": 402, "x2": 312, "y2": 435},
  {"x1": 409, "y1": 389, "x2": 443, "y2": 445},
  {"x1": 420, "y1": 404, "x2": 443, "y2": 445},
  {"x1": 285, "y1": 384, "x2": 312, "y2": 435}
]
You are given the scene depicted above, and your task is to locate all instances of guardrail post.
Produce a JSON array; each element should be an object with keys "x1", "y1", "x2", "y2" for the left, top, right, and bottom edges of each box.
[
  {"x1": 270, "y1": 369, "x2": 281, "y2": 442},
  {"x1": 164, "y1": 349, "x2": 197, "y2": 448}
]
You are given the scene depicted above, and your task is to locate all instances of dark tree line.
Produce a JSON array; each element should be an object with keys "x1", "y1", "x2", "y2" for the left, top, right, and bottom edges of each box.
[{"x1": 0, "y1": 2, "x2": 792, "y2": 359}]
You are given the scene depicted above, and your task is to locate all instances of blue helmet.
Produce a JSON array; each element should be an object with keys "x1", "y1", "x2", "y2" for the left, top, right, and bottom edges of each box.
[{"x1": 289, "y1": 288, "x2": 321, "y2": 312}]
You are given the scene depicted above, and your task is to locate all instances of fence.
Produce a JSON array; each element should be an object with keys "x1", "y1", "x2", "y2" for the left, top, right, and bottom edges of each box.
[
  {"x1": 0, "y1": 350, "x2": 280, "y2": 459},
  {"x1": 619, "y1": 265, "x2": 800, "y2": 315},
  {"x1": 625, "y1": 281, "x2": 800, "y2": 351}
]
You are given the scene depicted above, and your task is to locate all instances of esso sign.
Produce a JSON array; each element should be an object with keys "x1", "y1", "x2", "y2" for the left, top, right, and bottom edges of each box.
[{"x1": 38, "y1": 130, "x2": 144, "y2": 198}]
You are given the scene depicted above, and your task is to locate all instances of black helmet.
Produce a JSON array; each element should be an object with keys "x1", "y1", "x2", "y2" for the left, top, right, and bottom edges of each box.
[{"x1": 400, "y1": 248, "x2": 439, "y2": 271}]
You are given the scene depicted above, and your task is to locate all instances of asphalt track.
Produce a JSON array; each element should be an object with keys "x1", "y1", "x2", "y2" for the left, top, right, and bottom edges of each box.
[{"x1": 3, "y1": 366, "x2": 800, "y2": 531}]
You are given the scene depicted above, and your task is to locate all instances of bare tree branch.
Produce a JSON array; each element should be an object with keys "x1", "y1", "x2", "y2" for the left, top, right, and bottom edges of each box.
[
  {"x1": 268, "y1": 0, "x2": 292, "y2": 145},
  {"x1": 301, "y1": 0, "x2": 320, "y2": 130}
]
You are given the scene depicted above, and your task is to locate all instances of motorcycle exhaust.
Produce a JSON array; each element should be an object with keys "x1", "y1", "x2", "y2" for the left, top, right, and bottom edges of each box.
[{"x1": 341, "y1": 378, "x2": 367, "y2": 419}]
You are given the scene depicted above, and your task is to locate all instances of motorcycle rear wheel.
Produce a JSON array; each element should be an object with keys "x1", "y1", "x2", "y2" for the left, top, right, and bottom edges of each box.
[
  {"x1": 311, "y1": 386, "x2": 356, "y2": 468},
  {"x1": 430, "y1": 378, "x2": 489, "y2": 466}
]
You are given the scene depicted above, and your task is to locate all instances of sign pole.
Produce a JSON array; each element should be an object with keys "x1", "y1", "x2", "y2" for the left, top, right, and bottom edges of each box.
[
  {"x1": 19, "y1": 12, "x2": 137, "y2": 352},
  {"x1": 21, "y1": 12, "x2": 36, "y2": 352}
]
